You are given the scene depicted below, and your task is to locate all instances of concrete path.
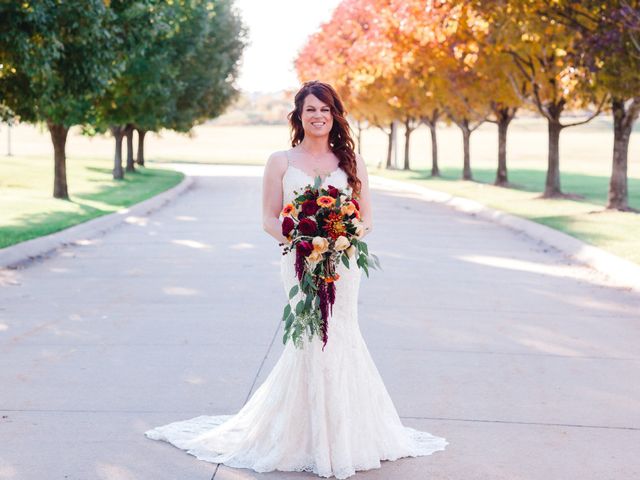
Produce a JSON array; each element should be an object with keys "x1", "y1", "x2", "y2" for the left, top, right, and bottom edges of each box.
[{"x1": 1, "y1": 164, "x2": 639, "y2": 480}]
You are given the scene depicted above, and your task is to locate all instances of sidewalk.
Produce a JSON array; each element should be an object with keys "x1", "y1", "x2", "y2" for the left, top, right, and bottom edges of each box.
[{"x1": 1, "y1": 164, "x2": 639, "y2": 479}]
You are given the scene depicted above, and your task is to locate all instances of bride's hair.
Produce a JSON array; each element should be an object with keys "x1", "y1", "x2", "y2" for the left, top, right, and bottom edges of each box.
[{"x1": 287, "y1": 80, "x2": 362, "y2": 198}]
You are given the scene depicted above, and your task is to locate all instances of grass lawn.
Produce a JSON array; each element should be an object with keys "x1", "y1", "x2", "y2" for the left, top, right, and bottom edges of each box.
[
  {"x1": 371, "y1": 166, "x2": 640, "y2": 265},
  {"x1": 0, "y1": 155, "x2": 184, "y2": 249}
]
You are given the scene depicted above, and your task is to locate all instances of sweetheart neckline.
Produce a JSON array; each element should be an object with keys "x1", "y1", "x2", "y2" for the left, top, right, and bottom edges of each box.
[{"x1": 285, "y1": 163, "x2": 345, "y2": 184}]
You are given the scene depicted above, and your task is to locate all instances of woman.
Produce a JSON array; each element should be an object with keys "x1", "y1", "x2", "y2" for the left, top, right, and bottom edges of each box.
[{"x1": 145, "y1": 80, "x2": 448, "y2": 479}]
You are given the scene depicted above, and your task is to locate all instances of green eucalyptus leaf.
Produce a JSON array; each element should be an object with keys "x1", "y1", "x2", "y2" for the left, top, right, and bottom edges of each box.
[
  {"x1": 282, "y1": 303, "x2": 291, "y2": 321},
  {"x1": 303, "y1": 273, "x2": 313, "y2": 291},
  {"x1": 304, "y1": 293, "x2": 313, "y2": 311},
  {"x1": 371, "y1": 253, "x2": 381, "y2": 269},
  {"x1": 285, "y1": 311, "x2": 294, "y2": 331}
]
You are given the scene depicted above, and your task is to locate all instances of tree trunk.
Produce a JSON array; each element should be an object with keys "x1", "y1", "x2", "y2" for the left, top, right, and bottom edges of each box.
[
  {"x1": 460, "y1": 120, "x2": 472, "y2": 180},
  {"x1": 422, "y1": 111, "x2": 440, "y2": 177},
  {"x1": 607, "y1": 97, "x2": 638, "y2": 210},
  {"x1": 136, "y1": 128, "x2": 147, "y2": 166},
  {"x1": 125, "y1": 124, "x2": 135, "y2": 172},
  {"x1": 495, "y1": 109, "x2": 514, "y2": 186},
  {"x1": 386, "y1": 121, "x2": 395, "y2": 169},
  {"x1": 47, "y1": 122, "x2": 70, "y2": 199},
  {"x1": 544, "y1": 119, "x2": 563, "y2": 197},
  {"x1": 111, "y1": 125, "x2": 125, "y2": 180},
  {"x1": 403, "y1": 118, "x2": 414, "y2": 171},
  {"x1": 428, "y1": 121, "x2": 439, "y2": 177}
]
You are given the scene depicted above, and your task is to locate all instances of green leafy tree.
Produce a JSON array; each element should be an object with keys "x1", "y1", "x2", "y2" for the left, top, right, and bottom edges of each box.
[
  {"x1": 94, "y1": 0, "x2": 173, "y2": 178},
  {"x1": 95, "y1": 0, "x2": 246, "y2": 178},
  {"x1": 162, "y1": 0, "x2": 247, "y2": 134},
  {"x1": 0, "y1": 2, "x2": 54, "y2": 123},
  {"x1": 0, "y1": 1, "x2": 119, "y2": 198}
]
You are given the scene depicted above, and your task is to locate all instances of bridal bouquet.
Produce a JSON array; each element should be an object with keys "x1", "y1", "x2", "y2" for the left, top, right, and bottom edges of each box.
[{"x1": 278, "y1": 176, "x2": 381, "y2": 351}]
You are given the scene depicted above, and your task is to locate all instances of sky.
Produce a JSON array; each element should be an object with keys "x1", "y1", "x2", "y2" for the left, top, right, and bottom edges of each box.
[{"x1": 234, "y1": 0, "x2": 342, "y2": 94}]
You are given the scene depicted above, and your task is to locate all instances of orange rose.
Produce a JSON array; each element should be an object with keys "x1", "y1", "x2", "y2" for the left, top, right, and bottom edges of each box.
[{"x1": 340, "y1": 201, "x2": 356, "y2": 216}]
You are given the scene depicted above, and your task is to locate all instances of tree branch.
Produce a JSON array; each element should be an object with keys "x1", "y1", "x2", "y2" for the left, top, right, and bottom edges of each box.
[{"x1": 560, "y1": 93, "x2": 609, "y2": 128}]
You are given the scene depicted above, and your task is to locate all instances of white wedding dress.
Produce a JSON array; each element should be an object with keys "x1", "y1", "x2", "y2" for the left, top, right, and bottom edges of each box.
[{"x1": 144, "y1": 155, "x2": 448, "y2": 478}]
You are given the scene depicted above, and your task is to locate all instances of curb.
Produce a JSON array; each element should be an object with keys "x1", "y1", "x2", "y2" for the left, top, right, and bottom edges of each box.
[
  {"x1": 370, "y1": 174, "x2": 640, "y2": 294},
  {"x1": 0, "y1": 173, "x2": 195, "y2": 269}
]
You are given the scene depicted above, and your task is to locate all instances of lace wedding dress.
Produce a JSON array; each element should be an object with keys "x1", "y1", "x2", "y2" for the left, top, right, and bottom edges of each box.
[{"x1": 144, "y1": 154, "x2": 448, "y2": 478}]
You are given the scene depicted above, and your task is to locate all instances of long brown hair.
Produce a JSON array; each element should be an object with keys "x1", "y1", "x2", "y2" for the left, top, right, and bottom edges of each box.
[{"x1": 287, "y1": 80, "x2": 362, "y2": 198}]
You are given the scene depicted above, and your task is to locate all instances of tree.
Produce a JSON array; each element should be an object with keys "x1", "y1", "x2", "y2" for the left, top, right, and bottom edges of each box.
[
  {"x1": 295, "y1": 0, "x2": 402, "y2": 168},
  {"x1": 162, "y1": 0, "x2": 247, "y2": 134},
  {"x1": 0, "y1": 2, "x2": 54, "y2": 123},
  {"x1": 0, "y1": 1, "x2": 119, "y2": 199},
  {"x1": 438, "y1": 4, "x2": 494, "y2": 180},
  {"x1": 97, "y1": 0, "x2": 169, "y2": 179},
  {"x1": 483, "y1": 0, "x2": 607, "y2": 198},
  {"x1": 92, "y1": 0, "x2": 246, "y2": 178},
  {"x1": 543, "y1": 0, "x2": 640, "y2": 210},
  {"x1": 463, "y1": 4, "x2": 523, "y2": 186},
  {"x1": 391, "y1": 0, "x2": 454, "y2": 176}
]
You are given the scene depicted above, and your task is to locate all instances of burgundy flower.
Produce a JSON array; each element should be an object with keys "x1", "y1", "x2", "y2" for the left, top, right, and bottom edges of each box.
[
  {"x1": 326, "y1": 185, "x2": 339, "y2": 198},
  {"x1": 305, "y1": 188, "x2": 318, "y2": 199},
  {"x1": 301, "y1": 199, "x2": 319, "y2": 216},
  {"x1": 281, "y1": 216, "x2": 294, "y2": 237},
  {"x1": 295, "y1": 246, "x2": 308, "y2": 281},
  {"x1": 351, "y1": 198, "x2": 360, "y2": 210},
  {"x1": 327, "y1": 281, "x2": 335, "y2": 314},
  {"x1": 318, "y1": 281, "x2": 329, "y2": 351},
  {"x1": 298, "y1": 217, "x2": 318, "y2": 236},
  {"x1": 296, "y1": 240, "x2": 313, "y2": 257}
]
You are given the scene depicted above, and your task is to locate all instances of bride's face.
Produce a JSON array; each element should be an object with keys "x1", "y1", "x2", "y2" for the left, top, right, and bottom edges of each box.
[{"x1": 300, "y1": 94, "x2": 333, "y2": 138}]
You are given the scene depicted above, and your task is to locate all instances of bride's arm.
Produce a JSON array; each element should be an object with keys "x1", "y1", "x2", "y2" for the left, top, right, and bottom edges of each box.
[
  {"x1": 262, "y1": 151, "x2": 290, "y2": 244},
  {"x1": 355, "y1": 153, "x2": 373, "y2": 239}
]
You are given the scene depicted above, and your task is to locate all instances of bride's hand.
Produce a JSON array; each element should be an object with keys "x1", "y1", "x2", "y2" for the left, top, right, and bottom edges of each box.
[{"x1": 279, "y1": 235, "x2": 292, "y2": 245}]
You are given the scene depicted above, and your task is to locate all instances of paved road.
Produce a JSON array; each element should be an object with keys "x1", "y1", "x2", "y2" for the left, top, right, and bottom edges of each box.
[{"x1": 1, "y1": 164, "x2": 639, "y2": 480}]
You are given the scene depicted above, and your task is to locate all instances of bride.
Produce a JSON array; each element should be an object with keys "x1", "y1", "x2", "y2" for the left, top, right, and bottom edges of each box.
[{"x1": 145, "y1": 80, "x2": 448, "y2": 478}]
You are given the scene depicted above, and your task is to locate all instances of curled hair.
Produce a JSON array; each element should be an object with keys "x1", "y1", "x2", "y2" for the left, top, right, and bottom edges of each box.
[{"x1": 286, "y1": 80, "x2": 362, "y2": 198}]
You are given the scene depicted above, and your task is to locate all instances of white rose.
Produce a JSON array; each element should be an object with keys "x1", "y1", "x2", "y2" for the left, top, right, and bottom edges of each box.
[
  {"x1": 308, "y1": 249, "x2": 322, "y2": 263},
  {"x1": 334, "y1": 235, "x2": 350, "y2": 251},
  {"x1": 355, "y1": 223, "x2": 365, "y2": 238},
  {"x1": 312, "y1": 236, "x2": 329, "y2": 253}
]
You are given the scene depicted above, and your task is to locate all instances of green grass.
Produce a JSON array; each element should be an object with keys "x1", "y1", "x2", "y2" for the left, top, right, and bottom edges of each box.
[
  {"x1": 372, "y1": 166, "x2": 640, "y2": 265},
  {"x1": 0, "y1": 155, "x2": 184, "y2": 249}
]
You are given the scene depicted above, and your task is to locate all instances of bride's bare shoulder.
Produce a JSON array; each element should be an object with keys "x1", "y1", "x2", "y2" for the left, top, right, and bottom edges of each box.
[{"x1": 265, "y1": 150, "x2": 290, "y2": 179}]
